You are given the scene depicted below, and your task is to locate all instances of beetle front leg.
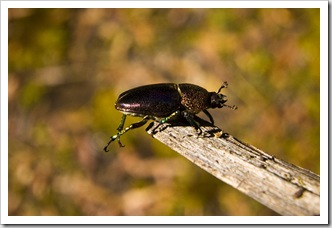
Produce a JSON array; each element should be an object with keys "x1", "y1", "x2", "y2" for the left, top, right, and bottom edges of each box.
[
  {"x1": 104, "y1": 115, "x2": 150, "y2": 152},
  {"x1": 203, "y1": 109, "x2": 214, "y2": 125}
]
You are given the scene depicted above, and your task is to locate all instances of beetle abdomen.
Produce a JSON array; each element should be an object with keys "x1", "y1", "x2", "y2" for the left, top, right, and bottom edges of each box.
[{"x1": 115, "y1": 83, "x2": 181, "y2": 118}]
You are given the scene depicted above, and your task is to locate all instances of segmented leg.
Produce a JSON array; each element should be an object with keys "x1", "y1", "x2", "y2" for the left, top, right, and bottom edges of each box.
[
  {"x1": 117, "y1": 114, "x2": 127, "y2": 131},
  {"x1": 104, "y1": 115, "x2": 149, "y2": 152},
  {"x1": 203, "y1": 109, "x2": 214, "y2": 125},
  {"x1": 115, "y1": 114, "x2": 127, "y2": 147},
  {"x1": 151, "y1": 110, "x2": 181, "y2": 134},
  {"x1": 182, "y1": 111, "x2": 202, "y2": 135}
]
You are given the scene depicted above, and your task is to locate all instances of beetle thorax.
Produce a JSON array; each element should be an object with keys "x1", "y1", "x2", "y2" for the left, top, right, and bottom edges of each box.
[{"x1": 178, "y1": 84, "x2": 210, "y2": 114}]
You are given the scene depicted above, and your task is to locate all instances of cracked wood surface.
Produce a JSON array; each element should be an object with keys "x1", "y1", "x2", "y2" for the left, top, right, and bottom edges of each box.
[{"x1": 146, "y1": 119, "x2": 320, "y2": 216}]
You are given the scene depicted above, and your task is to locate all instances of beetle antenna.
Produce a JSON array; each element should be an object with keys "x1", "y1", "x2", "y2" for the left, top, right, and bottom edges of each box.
[
  {"x1": 217, "y1": 81, "x2": 228, "y2": 94},
  {"x1": 224, "y1": 104, "x2": 238, "y2": 110}
]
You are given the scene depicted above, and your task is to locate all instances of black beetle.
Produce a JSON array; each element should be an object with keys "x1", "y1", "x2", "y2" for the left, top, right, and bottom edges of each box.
[{"x1": 104, "y1": 82, "x2": 237, "y2": 152}]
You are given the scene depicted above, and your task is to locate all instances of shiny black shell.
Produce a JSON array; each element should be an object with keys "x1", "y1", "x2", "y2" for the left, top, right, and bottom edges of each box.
[{"x1": 115, "y1": 83, "x2": 182, "y2": 118}]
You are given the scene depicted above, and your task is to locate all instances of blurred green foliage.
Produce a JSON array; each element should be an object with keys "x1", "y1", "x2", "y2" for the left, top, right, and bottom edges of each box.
[{"x1": 8, "y1": 8, "x2": 319, "y2": 216}]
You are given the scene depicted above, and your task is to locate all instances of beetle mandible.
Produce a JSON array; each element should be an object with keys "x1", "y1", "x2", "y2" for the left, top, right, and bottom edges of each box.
[{"x1": 104, "y1": 82, "x2": 237, "y2": 152}]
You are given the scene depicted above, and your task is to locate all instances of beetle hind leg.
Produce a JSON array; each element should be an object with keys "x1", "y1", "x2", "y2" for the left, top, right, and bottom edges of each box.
[
  {"x1": 104, "y1": 134, "x2": 121, "y2": 152},
  {"x1": 104, "y1": 115, "x2": 150, "y2": 152}
]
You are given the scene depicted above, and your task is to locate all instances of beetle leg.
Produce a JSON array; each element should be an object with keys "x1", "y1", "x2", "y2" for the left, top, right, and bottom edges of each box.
[
  {"x1": 116, "y1": 114, "x2": 127, "y2": 147},
  {"x1": 182, "y1": 111, "x2": 202, "y2": 135},
  {"x1": 151, "y1": 110, "x2": 181, "y2": 134},
  {"x1": 203, "y1": 109, "x2": 214, "y2": 125},
  {"x1": 117, "y1": 114, "x2": 127, "y2": 131},
  {"x1": 104, "y1": 134, "x2": 121, "y2": 152},
  {"x1": 160, "y1": 110, "x2": 180, "y2": 123},
  {"x1": 104, "y1": 114, "x2": 127, "y2": 151},
  {"x1": 104, "y1": 115, "x2": 150, "y2": 152},
  {"x1": 123, "y1": 115, "x2": 150, "y2": 132}
]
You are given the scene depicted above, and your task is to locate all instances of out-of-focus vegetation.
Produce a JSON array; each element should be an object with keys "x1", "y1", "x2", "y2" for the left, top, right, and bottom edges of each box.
[{"x1": 8, "y1": 8, "x2": 319, "y2": 216}]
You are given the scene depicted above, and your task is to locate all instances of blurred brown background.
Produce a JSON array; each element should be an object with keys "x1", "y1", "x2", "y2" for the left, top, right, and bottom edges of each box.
[{"x1": 8, "y1": 8, "x2": 320, "y2": 216}]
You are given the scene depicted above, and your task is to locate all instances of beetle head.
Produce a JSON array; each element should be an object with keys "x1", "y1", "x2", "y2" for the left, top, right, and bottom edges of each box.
[{"x1": 210, "y1": 82, "x2": 237, "y2": 110}]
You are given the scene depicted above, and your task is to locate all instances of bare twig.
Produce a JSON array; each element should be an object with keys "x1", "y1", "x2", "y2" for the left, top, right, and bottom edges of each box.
[{"x1": 146, "y1": 119, "x2": 320, "y2": 216}]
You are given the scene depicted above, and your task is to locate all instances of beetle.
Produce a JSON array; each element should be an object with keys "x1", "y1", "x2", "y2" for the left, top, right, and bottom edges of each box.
[{"x1": 104, "y1": 82, "x2": 237, "y2": 152}]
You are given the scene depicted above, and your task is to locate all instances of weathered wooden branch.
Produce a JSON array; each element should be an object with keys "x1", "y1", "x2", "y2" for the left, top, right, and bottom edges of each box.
[{"x1": 146, "y1": 118, "x2": 320, "y2": 216}]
